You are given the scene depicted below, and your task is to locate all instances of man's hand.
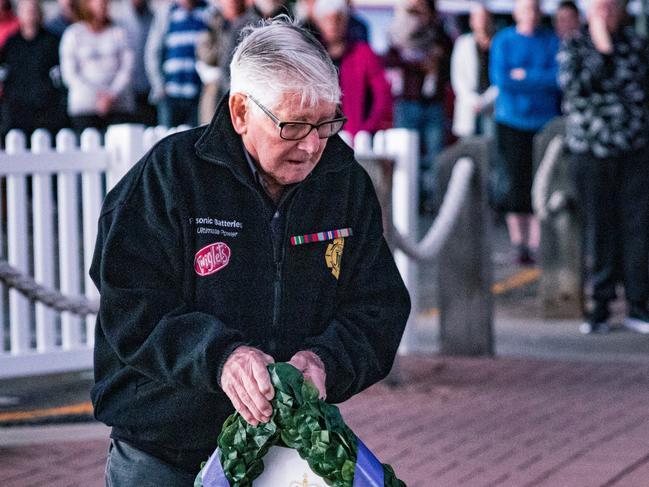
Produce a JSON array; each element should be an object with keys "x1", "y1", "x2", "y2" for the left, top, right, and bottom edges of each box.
[
  {"x1": 221, "y1": 346, "x2": 275, "y2": 426},
  {"x1": 589, "y1": 14, "x2": 613, "y2": 54},
  {"x1": 96, "y1": 92, "x2": 115, "y2": 116},
  {"x1": 510, "y1": 68, "x2": 527, "y2": 80},
  {"x1": 288, "y1": 351, "x2": 327, "y2": 400}
]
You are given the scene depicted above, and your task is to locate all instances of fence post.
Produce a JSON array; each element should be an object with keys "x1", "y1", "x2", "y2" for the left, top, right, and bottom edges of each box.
[
  {"x1": 143, "y1": 126, "x2": 161, "y2": 153},
  {"x1": 5, "y1": 130, "x2": 30, "y2": 354},
  {"x1": 385, "y1": 128, "x2": 419, "y2": 354},
  {"x1": 31, "y1": 129, "x2": 56, "y2": 352},
  {"x1": 81, "y1": 130, "x2": 104, "y2": 346},
  {"x1": 436, "y1": 141, "x2": 494, "y2": 356},
  {"x1": 57, "y1": 129, "x2": 83, "y2": 349},
  {"x1": 105, "y1": 124, "x2": 146, "y2": 191}
]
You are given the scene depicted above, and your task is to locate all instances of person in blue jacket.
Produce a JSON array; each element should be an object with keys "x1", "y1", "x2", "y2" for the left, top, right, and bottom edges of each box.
[
  {"x1": 490, "y1": 0, "x2": 561, "y2": 265},
  {"x1": 91, "y1": 17, "x2": 410, "y2": 485}
]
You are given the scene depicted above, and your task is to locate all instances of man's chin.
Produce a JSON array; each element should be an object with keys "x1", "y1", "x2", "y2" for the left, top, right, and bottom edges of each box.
[{"x1": 281, "y1": 166, "x2": 315, "y2": 185}]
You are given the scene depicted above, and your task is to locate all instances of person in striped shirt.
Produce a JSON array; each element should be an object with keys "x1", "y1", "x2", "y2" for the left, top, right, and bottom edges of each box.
[{"x1": 145, "y1": 0, "x2": 209, "y2": 127}]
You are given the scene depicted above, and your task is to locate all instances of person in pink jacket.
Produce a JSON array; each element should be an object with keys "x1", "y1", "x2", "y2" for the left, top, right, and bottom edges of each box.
[
  {"x1": 313, "y1": 0, "x2": 392, "y2": 137},
  {"x1": 0, "y1": 0, "x2": 19, "y2": 49}
]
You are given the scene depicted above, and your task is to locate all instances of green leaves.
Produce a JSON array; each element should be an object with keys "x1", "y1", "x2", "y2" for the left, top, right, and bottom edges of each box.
[{"x1": 195, "y1": 363, "x2": 406, "y2": 487}]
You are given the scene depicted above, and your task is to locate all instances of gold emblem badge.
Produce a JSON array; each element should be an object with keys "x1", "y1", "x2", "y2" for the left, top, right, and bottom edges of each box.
[
  {"x1": 325, "y1": 237, "x2": 344, "y2": 279},
  {"x1": 290, "y1": 473, "x2": 323, "y2": 487}
]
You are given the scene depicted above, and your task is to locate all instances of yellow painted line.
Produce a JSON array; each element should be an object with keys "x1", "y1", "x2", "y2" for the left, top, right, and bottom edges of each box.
[
  {"x1": 420, "y1": 307, "x2": 439, "y2": 318},
  {"x1": 492, "y1": 268, "x2": 540, "y2": 295},
  {"x1": 420, "y1": 268, "x2": 541, "y2": 317},
  {"x1": 0, "y1": 401, "x2": 93, "y2": 422}
]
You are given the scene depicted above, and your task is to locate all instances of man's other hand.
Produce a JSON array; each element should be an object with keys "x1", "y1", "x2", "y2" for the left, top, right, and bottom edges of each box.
[
  {"x1": 288, "y1": 351, "x2": 327, "y2": 400},
  {"x1": 221, "y1": 346, "x2": 275, "y2": 426}
]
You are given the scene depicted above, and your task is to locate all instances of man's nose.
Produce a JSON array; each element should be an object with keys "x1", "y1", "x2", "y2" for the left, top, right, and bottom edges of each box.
[{"x1": 298, "y1": 128, "x2": 322, "y2": 155}]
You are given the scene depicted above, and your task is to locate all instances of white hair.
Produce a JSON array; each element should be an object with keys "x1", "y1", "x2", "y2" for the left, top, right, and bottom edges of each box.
[
  {"x1": 229, "y1": 16, "x2": 341, "y2": 109},
  {"x1": 313, "y1": 0, "x2": 348, "y2": 19}
]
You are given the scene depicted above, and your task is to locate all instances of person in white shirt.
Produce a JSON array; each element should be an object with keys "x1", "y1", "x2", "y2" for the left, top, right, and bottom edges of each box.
[
  {"x1": 450, "y1": 2, "x2": 498, "y2": 138},
  {"x1": 60, "y1": 0, "x2": 134, "y2": 134}
]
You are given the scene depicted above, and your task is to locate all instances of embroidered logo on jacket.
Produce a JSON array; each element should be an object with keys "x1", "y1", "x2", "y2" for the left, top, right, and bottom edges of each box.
[
  {"x1": 325, "y1": 238, "x2": 345, "y2": 279},
  {"x1": 194, "y1": 242, "x2": 231, "y2": 276}
]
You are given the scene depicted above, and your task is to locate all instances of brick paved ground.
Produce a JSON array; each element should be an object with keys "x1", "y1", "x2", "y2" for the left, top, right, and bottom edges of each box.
[{"x1": 3, "y1": 355, "x2": 649, "y2": 487}]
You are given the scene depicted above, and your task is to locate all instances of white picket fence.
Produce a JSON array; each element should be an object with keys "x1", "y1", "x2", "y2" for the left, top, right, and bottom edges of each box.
[
  {"x1": 0, "y1": 125, "x2": 419, "y2": 378},
  {"x1": 0, "y1": 124, "x2": 190, "y2": 378}
]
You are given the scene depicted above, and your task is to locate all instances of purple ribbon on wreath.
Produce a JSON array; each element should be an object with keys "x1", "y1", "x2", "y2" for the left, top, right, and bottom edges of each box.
[{"x1": 201, "y1": 437, "x2": 385, "y2": 487}]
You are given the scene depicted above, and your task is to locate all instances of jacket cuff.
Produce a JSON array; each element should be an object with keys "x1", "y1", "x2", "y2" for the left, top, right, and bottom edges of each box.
[{"x1": 215, "y1": 341, "x2": 248, "y2": 389}]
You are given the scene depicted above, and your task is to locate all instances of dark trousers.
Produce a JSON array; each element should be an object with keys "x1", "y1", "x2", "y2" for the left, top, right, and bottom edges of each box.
[
  {"x1": 70, "y1": 112, "x2": 132, "y2": 137},
  {"x1": 493, "y1": 123, "x2": 536, "y2": 214},
  {"x1": 572, "y1": 150, "x2": 649, "y2": 305},
  {"x1": 132, "y1": 92, "x2": 158, "y2": 127},
  {"x1": 157, "y1": 97, "x2": 199, "y2": 128}
]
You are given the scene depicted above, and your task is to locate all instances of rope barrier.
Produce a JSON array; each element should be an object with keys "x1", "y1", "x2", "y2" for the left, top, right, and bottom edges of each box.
[
  {"x1": 0, "y1": 261, "x2": 99, "y2": 316},
  {"x1": 388, "y1": 158, "x2": 475, "y2": 262},
  {"x1": 531, "y1": 135, "x2": 566, "y2": 221}
]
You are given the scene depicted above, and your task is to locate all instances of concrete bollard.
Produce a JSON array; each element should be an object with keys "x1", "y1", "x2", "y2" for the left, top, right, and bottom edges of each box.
[
  {"x1": 532, "y1": 118, "x2": 583, "y2": 319},
  {"x1": 435, "y1": 138, "x2": 494, "y2": 356}
]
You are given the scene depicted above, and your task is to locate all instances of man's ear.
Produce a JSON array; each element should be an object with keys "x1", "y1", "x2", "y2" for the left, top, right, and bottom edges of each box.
[{"x1": 229, "y1": 93, "x2": 248, "y2": 135}]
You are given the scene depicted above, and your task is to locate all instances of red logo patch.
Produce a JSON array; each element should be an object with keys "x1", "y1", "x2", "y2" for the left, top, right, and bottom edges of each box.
[{"x1": 194, "y1": 242, "x2": 231, "y2": 276}]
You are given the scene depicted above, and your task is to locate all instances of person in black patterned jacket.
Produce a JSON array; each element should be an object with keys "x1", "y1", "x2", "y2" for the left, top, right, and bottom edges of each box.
[{"x1": 558, "y1": 0, "x2": 649, "y2": 334}]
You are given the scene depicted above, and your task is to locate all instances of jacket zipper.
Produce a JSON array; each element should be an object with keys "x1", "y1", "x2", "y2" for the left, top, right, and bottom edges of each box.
[
  {"x1": 268, "y1": 192, "x2": 298, "y2": 354},
  {"x1": 270, "y1": 259, "x2": 282, "y2": 353},
  {"x1": 195, "y1": 154, "x2": 314, "y2": 352}
]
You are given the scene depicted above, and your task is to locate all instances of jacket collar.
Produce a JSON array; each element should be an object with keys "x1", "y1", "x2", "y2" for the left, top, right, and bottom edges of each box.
[{"x1": 194, "y1": 93, "x2": 356, "y2": 184}]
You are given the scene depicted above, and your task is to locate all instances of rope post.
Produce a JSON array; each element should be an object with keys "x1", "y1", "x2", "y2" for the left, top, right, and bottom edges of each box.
[
  {"x1": 436, "y1": 143, "x2": 494, "y2": 356},
  {"x1": 532, "y1": 118, "x2": 582, "y2": 318}
]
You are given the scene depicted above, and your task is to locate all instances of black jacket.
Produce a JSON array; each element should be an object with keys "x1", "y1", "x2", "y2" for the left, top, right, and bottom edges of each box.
[
  {"x1": 558, "y1": 26, "x2": 649, "y2": 158},
  {"x1": 0, "y1": 29, "x2": 67, "y2": 137},
  {"x1": 90, "y1": 98, "x2": 410, "y2": 472}
]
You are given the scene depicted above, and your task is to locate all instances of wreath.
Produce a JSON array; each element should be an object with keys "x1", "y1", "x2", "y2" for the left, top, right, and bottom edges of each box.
[{"x1": 195, "y1": 362, "x2": 406, "y2": 487}]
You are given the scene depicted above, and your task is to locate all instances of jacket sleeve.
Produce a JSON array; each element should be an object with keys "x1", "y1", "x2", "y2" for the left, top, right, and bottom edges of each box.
[
  {"x1": 304, "y1": 172, "x2": 411, "y2": 403},
  {"x1": 359, "y1": 44, "x2": 393, "y2": 132},
  {"x1": 480, "y1": 85, "x2": 499, "y2": 109},
  {"x1": 557, "y1": 36, "x2": 614, "y2": 97},
  {"x1": 0, "y1": 39, "x2": 7, "y2": 64},
  {"x1": 59, "y1": 27, "x2": 96, "y2": 93},
  {"x1": 144, "y1": 5, "x2": 168, "y2": 103},
  {"x1": 451, "y1": 35, "x2": 480, "y2": 107},
  {"x1": 91, "y1": 154, "x2": 246, "y2": 392},
  {"x1": 108, "y1": 26, "x2": 135, "y2": 97}
]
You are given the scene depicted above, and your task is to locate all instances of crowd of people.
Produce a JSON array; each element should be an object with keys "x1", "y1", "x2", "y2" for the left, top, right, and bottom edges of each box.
[
  {"x1": 0, "y1": 0, "x2": 567, "y2": 196},
  {"x1": 0, "y1": 0, "x2": 647, "y2": 333}
]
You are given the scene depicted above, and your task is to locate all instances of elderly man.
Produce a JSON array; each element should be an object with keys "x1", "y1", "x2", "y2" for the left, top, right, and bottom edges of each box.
[
  {"x1": 92, "y1": 18, "x2": 410, "y2": 485},
  {"x1": 559, "y1": 0, "x2": 649, "y2": 334}
]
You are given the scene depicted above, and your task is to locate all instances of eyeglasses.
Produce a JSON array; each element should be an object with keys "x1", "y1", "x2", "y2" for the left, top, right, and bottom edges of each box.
[{"x1": 247, "y1": 94, "x2": 347, "y2": 141}]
